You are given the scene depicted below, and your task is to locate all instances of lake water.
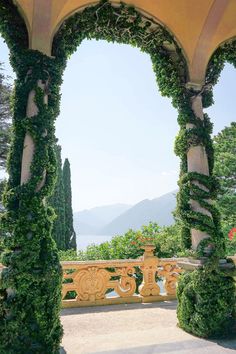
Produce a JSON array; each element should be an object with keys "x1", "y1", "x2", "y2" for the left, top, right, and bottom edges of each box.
[{"x1": 76, "y1": 234, "x2": 113, "y2": 250}]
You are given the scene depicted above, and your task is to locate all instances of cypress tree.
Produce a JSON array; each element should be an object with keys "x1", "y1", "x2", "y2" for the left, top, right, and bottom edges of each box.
[
  {"x1": 49, "y1": 145, "x2": 66, "y2": 250},
  {"x1": 63, "y1": 158, "x2": 77, "y2": 250}
]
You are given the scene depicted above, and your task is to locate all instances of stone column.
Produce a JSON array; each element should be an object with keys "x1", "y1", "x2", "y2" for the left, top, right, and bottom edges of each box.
[
  {"x1": 20, "y1": 81, "x2": 47, "y2": 189},
  {"x1": 186, "y1": 84, "x2": 212, "y2": 250}
]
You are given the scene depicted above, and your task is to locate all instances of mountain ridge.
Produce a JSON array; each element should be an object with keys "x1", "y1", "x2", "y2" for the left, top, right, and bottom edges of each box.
[
  {"x1": 73, "y1": 191, "x2": 177, "y2": 236},
  {"x1": 99, "y1": 191, "x2": 177, "y2": 235},
  {"x1": 73, "y1": 203, "x2": 131, "y2": 235}
]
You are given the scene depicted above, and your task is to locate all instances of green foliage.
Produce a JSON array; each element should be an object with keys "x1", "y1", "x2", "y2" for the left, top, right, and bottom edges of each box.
[
  {"x1": 0, "y1": 1, "x2": 63, "y2": 353},
  {"x1": 58, "y1": 221, "x2": 236, "y2": 263},
  {"x1": 0, "y1": 0, "x2": 235, "y2": 346},
  {"x1": 223, "y1": 223, "x2": 236, "y2": 256},
  {"x1": 174, "y1": 105, "x2": 223, "y2": 256},
  {"x1": 177, "y1": 267, "x2": 235, "y2": 338},
  {"x1": 58, "y1": 222, "x2": 186, "y2": 261},
  {"x1": 49, "y1": 151, "x2": 77, "y2": 251},
  {"x1": 49, "y1": 145, "x2": 66, "y2": 250},
  {"x1": 213, "y1": 123, "x2": 236, "y2": 228},
  {"x1": 63, "y1": 158, "x2": 76, "y2": 250},
  {"x1": 58, "y1": 249, "x2": 78, "y2": 261}
]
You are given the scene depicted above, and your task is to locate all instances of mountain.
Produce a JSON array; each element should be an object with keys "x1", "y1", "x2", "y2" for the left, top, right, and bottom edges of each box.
[
  {"x1": 99, "y1": 191, "x2": 177, "y2": 235},
  {"x1": 73, "y1": 203, "x2": 131, "y2": 235}
]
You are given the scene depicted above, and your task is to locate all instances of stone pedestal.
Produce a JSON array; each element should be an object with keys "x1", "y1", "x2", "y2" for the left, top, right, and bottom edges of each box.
[{"x1": 139, "y1": 245, "x2": 160, "y2": 297}]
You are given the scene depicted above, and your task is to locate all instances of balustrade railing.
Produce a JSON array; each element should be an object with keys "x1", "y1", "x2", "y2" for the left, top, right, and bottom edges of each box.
[
  {"x1": 1, "y1": 249, "x2": 234, "y2": 308},
  {"x1": 61, "y1": 245, "x2": 183, "y2": 308},
  {"x1": 0, "y1": 245, "x2": 183, "y2": 308}
]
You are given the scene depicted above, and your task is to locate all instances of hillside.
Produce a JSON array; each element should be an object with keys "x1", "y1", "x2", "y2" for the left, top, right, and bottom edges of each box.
[
  {"x1": 99, "y1": 191, "x2": 177, "y2": 235},
  {"x1": 73, "y1": 203, "x2": 131, "y2": 235}
]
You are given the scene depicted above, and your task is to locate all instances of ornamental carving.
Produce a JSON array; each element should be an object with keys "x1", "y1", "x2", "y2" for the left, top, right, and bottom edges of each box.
[
  {"x1": 159, "y1": 261, "x2": 182, "y2": 295},
  {"x1": 60, "y1": 246, "x2": 183, "y2": 308},
  {"x1": 110, "y1": 266, "x2": 136, "y2": 297},
  {"x1": 74, "y1": 267, "x2": 110, "y2": 301}
]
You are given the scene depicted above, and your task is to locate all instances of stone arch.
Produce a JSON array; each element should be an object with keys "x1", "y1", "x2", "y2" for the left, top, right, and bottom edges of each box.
[
  {"x1": 51, "y1": 0, "x2": 189, "y2": 67},
  {"x1": 51, "y1": 1, "x2": 219, "y2": 255},
  {"x1": 205, "y1": 35, "x2": 236, "y2": 91},
  {"x1": 52, "y1": 1, "x2": 188, "y2": 105}
]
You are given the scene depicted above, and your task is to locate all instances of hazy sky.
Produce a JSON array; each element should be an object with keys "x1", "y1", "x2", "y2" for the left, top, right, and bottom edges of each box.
[{"x1": 0, "y1": 37, "x2": 235, "y2": 211}]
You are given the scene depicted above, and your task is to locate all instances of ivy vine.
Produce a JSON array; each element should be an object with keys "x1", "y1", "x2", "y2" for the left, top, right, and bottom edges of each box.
[
  {"x1": 0, "y1": 1, "x2": 63, "y2": 353},
  {"x1": 0, "y1": 0, "x2": 235, "y2": 349},
  {"x1": 175, "y1": 36, "x2": 236, "y2": 337}
]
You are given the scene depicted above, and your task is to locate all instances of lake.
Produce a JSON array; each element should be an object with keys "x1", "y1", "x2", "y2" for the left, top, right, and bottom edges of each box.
[{"x1": 76, "y1": 234, "x2": 113, "y2": 250}]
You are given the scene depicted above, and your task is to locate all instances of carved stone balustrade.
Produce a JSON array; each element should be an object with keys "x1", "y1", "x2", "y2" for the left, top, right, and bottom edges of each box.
[
  {"x1": 0, "y1": 246, "x2": 183, "y2": 308},
  {"x1": 61, "y1": 245, "x2": 183, "y2": 308}
]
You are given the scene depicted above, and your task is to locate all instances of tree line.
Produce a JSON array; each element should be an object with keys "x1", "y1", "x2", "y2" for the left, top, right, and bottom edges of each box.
[{"x1": 0, "y1": 62, "x2": 76, "y2": 252}]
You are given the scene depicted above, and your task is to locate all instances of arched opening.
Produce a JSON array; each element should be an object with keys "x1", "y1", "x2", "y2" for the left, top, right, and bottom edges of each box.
[
  {"x1": 50, "y1": 1, "x2": 192, "y2": 256},
  {"x1": 56, "y1": 38, "x2": 180, "y2": 250}
]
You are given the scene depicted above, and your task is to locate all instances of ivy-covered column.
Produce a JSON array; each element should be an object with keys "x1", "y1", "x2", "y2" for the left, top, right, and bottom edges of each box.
[
  {"x1": 175, "y1": 83, "x2": 222, "y2": 256},
  {"x1": 0, "y1": 2, "x2": 64, "y2": 351},
  {"x1": 21, "y1": 81, "x2": 46, "y2": 185},
  {"x1": 186, "y1": 86, "x2": 212, "y2": 251},
  {"x1": 0, "y1": 49, "x2": 63, "y2": 353},
  {"x1": 176, "y1": 83, "x2": 235, "y2": 338}
]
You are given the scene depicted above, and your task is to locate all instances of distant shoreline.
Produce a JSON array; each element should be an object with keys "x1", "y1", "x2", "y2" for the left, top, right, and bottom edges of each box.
[{"x1": 76, "y1": 234, "x2": 113, "y2": 250}]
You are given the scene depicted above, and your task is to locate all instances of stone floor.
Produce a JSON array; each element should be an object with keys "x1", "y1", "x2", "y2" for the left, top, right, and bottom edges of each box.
[{"x1": 60, "y1": 301, "x2": 236, "y2": 354}]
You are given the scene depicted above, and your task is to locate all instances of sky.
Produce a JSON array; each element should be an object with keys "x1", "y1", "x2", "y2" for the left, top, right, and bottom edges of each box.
[{"x1": 0, "y1": 37, "x2": 235, "y2": 211}]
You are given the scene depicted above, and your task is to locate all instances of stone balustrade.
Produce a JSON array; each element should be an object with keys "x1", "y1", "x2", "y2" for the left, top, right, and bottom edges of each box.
[
  {"x1": 0, "y1": 246, "x2": 181, "y2": 309},
  {"x1": 0, "y1": 245, "x2": 236, "y2": 308},
  {"x1": 1, "y1": 249, "x2": 235, "y2": 309},
  {"x1": 61, "y1": 245, "x2": 183, "y2": 308}
]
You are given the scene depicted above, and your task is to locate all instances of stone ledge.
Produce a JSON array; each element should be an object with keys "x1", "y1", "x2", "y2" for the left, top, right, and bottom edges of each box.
[
  {"x1": 62, "y1": 294, "x2": 178, "y2": 308},
  {"x1": 177, "y1": 258, "x2": 236, "y2": 272}
]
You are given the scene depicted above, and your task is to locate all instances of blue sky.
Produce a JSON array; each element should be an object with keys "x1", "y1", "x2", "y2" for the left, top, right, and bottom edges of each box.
[{"x1": 0, "y1": 37, "x2": 235, "y2": 211}]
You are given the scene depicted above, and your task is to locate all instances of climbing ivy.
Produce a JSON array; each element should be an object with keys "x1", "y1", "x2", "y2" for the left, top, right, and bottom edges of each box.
[
  {"x1": 0, "y1": 0, "x2": 235, "y2": 348},
  {"x1": 177, "y1": 264, "x2": 235, "y2": 338},
  {"x1": 176, "y1": 38, "x2": 236, "y2": 337},
  {"x1": 0, "y1": 1, "x2": 63, "y2": 353}
]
